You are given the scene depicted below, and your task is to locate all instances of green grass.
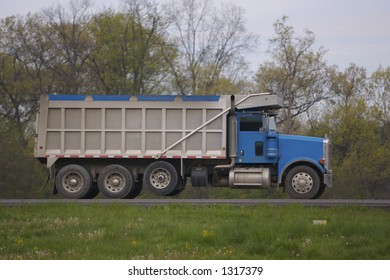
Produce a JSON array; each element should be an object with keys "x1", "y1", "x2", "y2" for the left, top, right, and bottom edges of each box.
[{"x1": 0, "y1": 204, "x2": 389, "y2": 260}]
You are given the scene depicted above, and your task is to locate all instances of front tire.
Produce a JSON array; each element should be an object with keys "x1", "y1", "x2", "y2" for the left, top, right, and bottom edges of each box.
[
  {"x1": 284, "y1": 165, "x2": 320, "y2": 199},
  {"x1": 143, "y1": 161, "x2": 179, "y2": 196}
]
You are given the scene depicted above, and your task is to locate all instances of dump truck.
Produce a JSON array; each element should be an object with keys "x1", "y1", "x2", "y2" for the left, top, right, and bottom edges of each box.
[{"x1": 34, "y1": 93, "x2": 332, "y2": 199}]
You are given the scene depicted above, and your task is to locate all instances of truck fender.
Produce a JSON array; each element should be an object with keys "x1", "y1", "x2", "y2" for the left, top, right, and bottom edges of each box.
[{"x1": 278, "y1": 157, "x2": 325, "y2": 185}]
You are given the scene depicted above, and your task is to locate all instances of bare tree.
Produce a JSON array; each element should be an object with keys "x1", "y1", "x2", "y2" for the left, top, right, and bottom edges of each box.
[
  {"x1": 40, "y1": 0, "x2": 94, "y2": 93},
  {"x1": 256, "y1": 16, "x2": 330, "y2": 133},
  {"x1": 165, "y1": 0, "x2": 257, "y2": 95},
  {"x1": 0, "y1": 15, "x2": 45, "y2": 142}
]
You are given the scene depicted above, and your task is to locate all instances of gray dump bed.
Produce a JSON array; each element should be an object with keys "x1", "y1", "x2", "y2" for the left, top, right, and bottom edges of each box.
[
  {"x1": 34, "y1": 93, "x2": 282, "y2": 162},
  {"x1": 35, "y1": 95, "x2": 229, "y2": 160}
]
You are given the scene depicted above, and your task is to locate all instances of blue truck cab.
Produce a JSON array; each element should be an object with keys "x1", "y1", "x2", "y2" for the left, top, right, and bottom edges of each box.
[{"x1": 234, "y1": 110, "x2": 332, "y2": 199}]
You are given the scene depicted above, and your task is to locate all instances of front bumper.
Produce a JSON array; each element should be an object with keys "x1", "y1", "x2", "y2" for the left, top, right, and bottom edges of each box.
[{"x1": 324, "y1": 172, "x2": 333, "y2": 188}]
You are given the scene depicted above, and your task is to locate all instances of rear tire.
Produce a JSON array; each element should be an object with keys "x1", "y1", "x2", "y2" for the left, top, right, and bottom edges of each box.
[
  {"x1": 56, "y1": 164, "x2": 93, "y2": 199},
  {"x1": 284, "y1": 165, "x2": 320, "y2": 199},
  {"x1": 143, "y1": 161, "x2": 179, "y2": 196},
  {"x1": 126, "y1": 182, "x2": 143, "y2": 199},
  {"x1": 166, "y1": 177, "x2": 186, "y2": 196},
  {"x1": 83, "y1": 183, "x2": 100, "y2": 199},
  {"x1": 97, "y1": 165, "x2": 134, "y2": 199}
]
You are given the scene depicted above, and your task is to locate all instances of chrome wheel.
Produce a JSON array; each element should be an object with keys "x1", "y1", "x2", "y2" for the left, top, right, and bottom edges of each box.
[
  {"x1": 284, "y1": 165, "x2": 320, "y2": 199},
  {"x1": 291, "y1": 172, "x2": 313, "y2": 194}
]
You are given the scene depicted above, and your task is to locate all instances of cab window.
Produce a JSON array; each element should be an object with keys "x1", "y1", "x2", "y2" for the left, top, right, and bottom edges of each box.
[{"x1": 240, "y1": 115, "x2": 262, "y2": 131}]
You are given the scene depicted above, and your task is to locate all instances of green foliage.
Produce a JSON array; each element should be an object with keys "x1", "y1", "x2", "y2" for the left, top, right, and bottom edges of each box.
[
  {"x1": 1, "y1": 204, "x2": 389, "y2": 259},
  {"x1": 368, "y1": 66, "x2": 390, "y2": 128},
  {"x1": 0, "y1": 120, "x2": 50, "y2": 198},
  {"x1": 89, "y1": 7, "x2": 174, "y2": 94},
  {"x1": 307, "y1": 66, "x2": 390, "y2": 198},
  {"x1": 0, "y1": 53, "x2": 39, "y2": 127}
]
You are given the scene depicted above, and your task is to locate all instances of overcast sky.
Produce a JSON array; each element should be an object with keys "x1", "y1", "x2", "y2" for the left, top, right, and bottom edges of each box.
[{"x1": 1, "y1": 0, "x2": 389, "y2": 73}]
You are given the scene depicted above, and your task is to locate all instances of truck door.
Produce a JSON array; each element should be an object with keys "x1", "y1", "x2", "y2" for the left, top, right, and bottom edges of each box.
[{"x1": 237, "y1": 113, "x2": 277, "y2": 164}]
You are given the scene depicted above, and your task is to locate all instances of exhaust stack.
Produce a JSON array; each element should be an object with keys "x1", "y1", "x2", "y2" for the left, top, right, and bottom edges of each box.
[
  {"x1": 215, "y1": 95, "x2": 237, "y2": 170},
  {"x1": 228, "y1": 95, "x2": 237, "y2": 159}
]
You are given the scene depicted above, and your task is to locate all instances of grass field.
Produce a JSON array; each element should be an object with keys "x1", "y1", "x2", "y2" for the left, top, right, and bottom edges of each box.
[{"x1": 0, "y1": 203, "x2": 389, "y2": 260}]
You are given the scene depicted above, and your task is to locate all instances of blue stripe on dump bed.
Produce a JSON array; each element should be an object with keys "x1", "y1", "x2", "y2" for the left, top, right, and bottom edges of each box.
[
  {"x1": 182, "y1": 96, "x2": 220, "y2": 102},
  {"x1": 137, "y1": 95, "x2": 176, "y2": 101},
  {"x1": 92, "y1": 95, "x2": 131, "y2": 101},
  {"x1": 48, "y1": 94, "x2": 221, "y2": 102},
  {"x1": 49, "y1": 94, "x2": 86, "y2": 101}
]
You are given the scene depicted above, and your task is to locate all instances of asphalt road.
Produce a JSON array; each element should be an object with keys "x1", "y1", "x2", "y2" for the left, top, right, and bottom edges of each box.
[{"x1": 0, "y1": 199, "x2": 390, "y2": 207}]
